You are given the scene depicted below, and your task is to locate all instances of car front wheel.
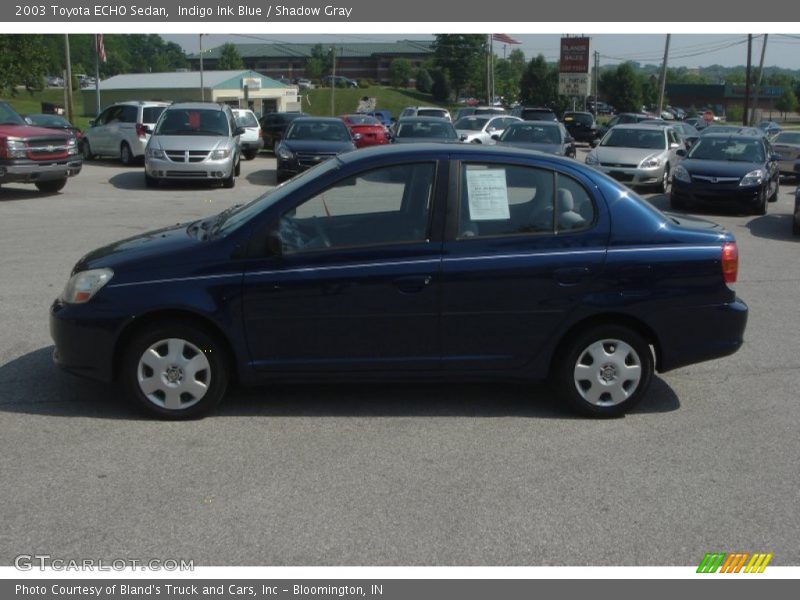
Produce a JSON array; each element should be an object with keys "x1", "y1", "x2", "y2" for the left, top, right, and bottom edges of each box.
[
  {"x1": 555, "y1": 325, "x2": 654, "y2": 418},
  {"x1": 35, "y1": 178, "x2": 67, "y2": 193},
  {"x1": 122, "y1": 323, "x2": 229, "y2": 419}
]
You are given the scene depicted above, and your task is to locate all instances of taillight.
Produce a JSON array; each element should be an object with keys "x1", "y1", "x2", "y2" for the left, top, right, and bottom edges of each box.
[
  {"x1": 136, "y1": 123, "x2": 146, "y2": 138},
  {"x1": 721, "y1": 242, "x2": 738, "y2": 285}
]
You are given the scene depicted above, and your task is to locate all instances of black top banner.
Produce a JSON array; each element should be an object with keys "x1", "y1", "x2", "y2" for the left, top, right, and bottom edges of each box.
[{"x1": 3, "y1": 0, "x2": 796, "y2": 21}]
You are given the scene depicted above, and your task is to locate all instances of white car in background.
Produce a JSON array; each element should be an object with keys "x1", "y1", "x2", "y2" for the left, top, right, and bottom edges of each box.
[
  {"x1": 232, "y1": 109, "x2": 262, "y2": 160},
  {"x1": 81, "y1": 100, "x2": 169, "y2": 165},
  {"x1": 454, "y1": 115, "x2": 521, "y2": 144}
]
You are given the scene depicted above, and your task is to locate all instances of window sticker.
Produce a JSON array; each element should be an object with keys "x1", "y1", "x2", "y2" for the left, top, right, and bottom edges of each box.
[{"x1": 466, "y1": 169, "x2": 510, "y2": 220}]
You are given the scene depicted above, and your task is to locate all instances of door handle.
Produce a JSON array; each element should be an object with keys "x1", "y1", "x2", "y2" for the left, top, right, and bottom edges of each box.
[
  {"x1": 393, "y1": 275, "x2": 432, "y2": 294},
  {"x1": 553, "y1": 267, "x2": 591, "y2": 285}
]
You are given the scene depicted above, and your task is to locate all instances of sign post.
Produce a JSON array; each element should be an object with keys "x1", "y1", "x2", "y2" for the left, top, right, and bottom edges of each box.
[{"x1": 559, "y1": 36, "x2": 591, "y2": 109}]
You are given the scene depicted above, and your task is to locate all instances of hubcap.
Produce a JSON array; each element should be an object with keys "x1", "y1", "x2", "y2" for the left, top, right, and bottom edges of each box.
[
  {"x1": 137, "y1": 338, "x2": 210, "y2": 410},
  {"x1": 573, "y1": 339, "x2": 642, "y2": 407}
]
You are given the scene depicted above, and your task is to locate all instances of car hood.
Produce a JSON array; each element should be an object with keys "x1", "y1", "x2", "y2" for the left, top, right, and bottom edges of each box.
[
  {"x1": 0, "y1": 124, "x2": 73, "y2": 139},
  {"x1": 594, "y1": 146, "x2": 665, "y2": 163},
  {"x1": 150, "y1": 135, "x2": 233, "y2": 150},
  {"x1": 680, "y1": 159, "x2": 762, "y2": 177},
  {"x1": 282, "y1": 139, "x2": 355, "y2": 153},
  {"x1": 497, "y1": 141, "x2": 564, "y2": 155},
  {"x1": 74, "y1": 223, "x2": 204, "y2": 273},
  {"x1": 393, "y1": 137, "x2": 459, "y2": 144}
]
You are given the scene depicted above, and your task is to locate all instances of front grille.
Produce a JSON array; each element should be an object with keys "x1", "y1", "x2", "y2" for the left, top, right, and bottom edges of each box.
[
  {"x1": 691, "y1": 175, "x2": 740, "y2": 184},
  {"x1": 608, "y1": 171, "x2": 634, "y2": 182},
  {"x1": 25, "y1": 136, "x2": 70, "y2": 160},
  {"x1": 600, "y1": 162, "x2": 637, "y2": 168},
  {"x1": 164, "y1": 150, "x2": 211, "y2": 163},
  {"x1": 165, "y1": 170, "x2": 209, "y2": 178},
  {"x1": 296, "y1": 152, "x2": 336, "y2": 168}
]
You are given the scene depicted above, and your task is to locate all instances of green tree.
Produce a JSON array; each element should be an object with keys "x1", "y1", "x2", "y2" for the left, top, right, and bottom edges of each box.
[
  {"x1": 430, "y1": 68, "x2": 452, "y2": 102},
  {"x1": 519, "y1": 54, "x2": 558, "y2": 107},
  {"x1": 217, "y1": 43, "x2": 243, "y2": 70},
  {"x1": 415, "y1": 68, "x2": 433, "y2": 94},
  {"x1": 494, "y1": 48, "x2": 526, "y2": 103},
  {"x1": 0, "y1": 34, "x2": 51, "y2": 93},
  {"x1": 432, "y1": 34, "x2": 486, "y2": 97},
  {"x1": 601, "y1": 62, "x2": 642, "y2": 113},
  {"x1": 389, "y1": 58, "x2": 412, "y2": 88},
  {"x1": 775, "y1": 88, "x2": 799, "y2": 117}
]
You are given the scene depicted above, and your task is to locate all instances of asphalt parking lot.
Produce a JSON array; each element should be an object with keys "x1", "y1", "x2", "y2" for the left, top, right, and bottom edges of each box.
[{"x1": 1, "y1": 148, "x2": 798, "y2": 566}]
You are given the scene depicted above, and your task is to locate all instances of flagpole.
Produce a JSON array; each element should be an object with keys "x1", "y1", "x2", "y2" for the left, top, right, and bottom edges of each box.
[{"x1": 94, "y1": 34, "x2": 101, "y2": 115}]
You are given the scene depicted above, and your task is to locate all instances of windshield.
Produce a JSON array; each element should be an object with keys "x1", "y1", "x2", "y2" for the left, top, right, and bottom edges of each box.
[
  {"x1": 454, "y1": 116, "x2": 490, "y2": 131},
  {"x1": 521, "y1": 109, "x2": 555, "y2": 120},
  {"x1": 0, "y1": 102, "x2": 26, "y2": 126},
  {"x1": 773, "y1": 132, "x2": 800, "y2": 145},
  {"x1": 286, "y1": 121, "x2": 351, "y2": 141},
  {"x1": 688, "y1": 138, "x2": 765, "y2": 162},
  {"x1": 235, "y1": 112, "x2": 259, "y2": 128},
  {"x1": 701, "y1": 126, "x2": 740, "y2": 136},
  {"x1": 214, "y1": 159, "x2": 340, "y2": 237},
  {"x1": 417, "y1": 109, "x2": 448, "y2": 118},
  {"x1": 501, "y1": 123, "x2": 561, "y2": 144},
  {"x1": 155, "y1": 109, "x2": 230, "y2": 136},
  {"x1": 27, "y1": 114, "x2": 70, "y2": 128},
  {"x1": 396, "y1": 121, "x2": 457, "y2": 139},
  {"x1": 601, "y1": 128, "x2": 665, "y2": 149}
]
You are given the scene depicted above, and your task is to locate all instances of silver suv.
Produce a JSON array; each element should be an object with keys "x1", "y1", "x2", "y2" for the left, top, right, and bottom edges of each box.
[
  {"x1": 144, "y1": 103, "x2": 243, "y2": 188},
  {"x1": 81, "y1": 101, "x2": 169, "y2": 165}
]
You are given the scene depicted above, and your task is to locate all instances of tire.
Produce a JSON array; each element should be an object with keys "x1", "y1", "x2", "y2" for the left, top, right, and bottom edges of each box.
[
  {"x1": 144, "y1": 173, "x2": 159, "y2": 188},
  {"x1": 554, "y1": 324, "x2": 654, "y2": 418},
  {"x1": 656, "y1": 165, "x2": 670, "y2": 194},
  {"x1": 752, "y1": 191, "x2": 767, "y2": 215},
  {"x1": 669, "y1": 193, "x2": 686, "y2": 210},
  {"x1": 234, "y1": 158, "x2": 241, "y2": 177},
  {"x1": 273, "y1": 141, "x2": 281, "y2": 155},
  {"x1": 120, "y1": 142, "x2": 133, "y2": 166},
  {"x1": 81, "y1": 140, "x2": 94, "y2": 160},
  {"x1": 768, "y1": 181, "x2": 779, "y2": 203},
  {"x1": 121, "y1": 322, "x2": 229, "y2": 419},
  {"x1": 222, "y1": 170, "x2": 235, "y2": 188},
  {"x1": 793, "y1": 217, "x2": 800, "y2": 236},
  {"x1": 35, "y1": 178, "x2": 67, "y2": 193},
  {"x1": 244, "y1": 150, "x2": 257, "y2": 160}
]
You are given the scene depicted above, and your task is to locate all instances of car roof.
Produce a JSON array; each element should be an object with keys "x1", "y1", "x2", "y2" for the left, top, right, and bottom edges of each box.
[
  {"x1": 398, "y1": 116, "x2": 453, "y2": 122},
  {"x1": 608, "y1": 123, "x2": 668, "y2": 132},
  {"x1": 697, "y1": 133, "x2": 765, "y2": 141},
  {"x1": 167, "y1": 102, "x2": 229, "y2": 111},
  {"x1": 114, "y1": 100, "x2": 170, "y2": 107},
  {"x1": 292, "y1": 116, "x2": 347, "y2": 124}
]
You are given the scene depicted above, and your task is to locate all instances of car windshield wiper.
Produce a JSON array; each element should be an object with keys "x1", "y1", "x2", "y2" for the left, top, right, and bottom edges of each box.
[{"x1": 207, "y1": 204, "x2": 243, "y2": 239}]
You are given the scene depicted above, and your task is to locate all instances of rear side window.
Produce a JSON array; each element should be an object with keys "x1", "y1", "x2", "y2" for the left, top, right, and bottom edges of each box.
[
  {"x1": 457, "y1": 164, "x2": 594, "y2": 239},
  {"x1": 120, "y1": 105, "x2": 138, "y2": 123}
]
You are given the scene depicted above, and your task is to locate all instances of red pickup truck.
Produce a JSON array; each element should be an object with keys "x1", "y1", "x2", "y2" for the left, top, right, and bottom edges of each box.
[{"x1": 0, "y1": 101, "x2": 82, "y2": 193}]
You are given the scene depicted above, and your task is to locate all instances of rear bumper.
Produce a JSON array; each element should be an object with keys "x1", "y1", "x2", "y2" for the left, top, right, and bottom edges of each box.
[
  {"x1": 0, "y1": 158, "x2": 82, "y2": 183},
  {"x1": 654, "y1": 298, "x2": 748, "y2": 372}
]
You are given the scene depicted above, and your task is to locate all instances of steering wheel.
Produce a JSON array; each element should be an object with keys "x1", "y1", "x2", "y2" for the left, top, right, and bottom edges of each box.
[{"x1": 311, "y1": 216, "x2": 332, "y2": 248}]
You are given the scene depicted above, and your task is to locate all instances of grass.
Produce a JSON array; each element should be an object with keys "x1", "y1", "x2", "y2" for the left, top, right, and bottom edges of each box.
[
  {"x1": 301, "y1": 86, "x2": 453, "y2": 118},
  {"x1": 4, "y1": 88, "x2": 90, "y2": 129}
]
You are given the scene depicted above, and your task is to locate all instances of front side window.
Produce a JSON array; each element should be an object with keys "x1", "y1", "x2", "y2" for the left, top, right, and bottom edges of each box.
[
  {"x1": 457, "y1": 164, "x2": 594, "y2": 239},
  {"x1": 277, "y1": 162, "x2": 436, "y2": 253}
]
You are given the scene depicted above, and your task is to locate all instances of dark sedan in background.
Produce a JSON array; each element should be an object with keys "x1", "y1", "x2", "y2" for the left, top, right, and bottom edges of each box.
[
  {"x1": 562, "y1": 111, "x2": 598, "y2": 143},
  {"x1": 24, "y1": 113, "x2": 82, "y2": 141},
  {"x1": 391, "y1": 117, "x2": 459, "y2": 144},
  {"x1": 275, "y1": 117, "x2": 355, "y2": 182},
  {"x1": 50, "y1": 144, "x2": 747, "y2": 420},
  {"x1": 671, "y1": 133, "x2": 780, "y2": 214},
  {"x1": 494, "y1": 121, "x2": 576, "y2": 157},
  {"x1": 260, "y1": 111, "x2": 308, "y2": 153}
]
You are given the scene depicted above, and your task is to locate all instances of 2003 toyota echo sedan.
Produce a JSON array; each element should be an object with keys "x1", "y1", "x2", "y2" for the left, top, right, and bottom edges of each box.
[{"x1": 50, "y1": 144, "x2": 748, "y2": 419}]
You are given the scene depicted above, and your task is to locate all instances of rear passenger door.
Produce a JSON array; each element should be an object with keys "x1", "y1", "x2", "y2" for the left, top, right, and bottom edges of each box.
[{"x1": 440, "y1": 159, "x2": 610, "y2": 372}]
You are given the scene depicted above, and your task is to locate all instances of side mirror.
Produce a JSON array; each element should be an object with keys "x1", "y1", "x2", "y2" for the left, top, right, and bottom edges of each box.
[
  {"x1": 491, "y1": 134, "x2": 501, "y2": 141},
  {"x1": 770, "y1": 153, "x2": 780, "y2": 163},
  {"x1": 267, "y1": 230, "x2": 284, "y2": 257},
  {"x1": 460, "y1": 134, "x2": 468, "y2": 142},
  {"x1": 676, "y1": 149, "x2": 687, "y2": 157},
  {"x1": 88, "y1": 120, "x2": 95, "y2": 127},
  {"x1": 590, "y1": 139, "x2": 600, "y2": 148},
  {"x1": 669, "y1": 142, "x2": 681, "y2": 149},
  {"x1": 565, "y1": 136, "x2": 575, "y2": 144},
  {"x1": 235, "y1": 127, "x2": 246, "y2": 136},
  {"x1": 143, "y1": 125, "x2": 152, "y2": 134}
]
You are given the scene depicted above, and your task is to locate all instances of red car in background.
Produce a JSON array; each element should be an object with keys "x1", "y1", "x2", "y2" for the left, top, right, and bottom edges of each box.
[{"x1": 339, "y1": 114, "x2": 390, "y2": 148}]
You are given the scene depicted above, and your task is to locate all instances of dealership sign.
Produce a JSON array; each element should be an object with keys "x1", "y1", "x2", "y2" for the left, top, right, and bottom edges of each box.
[
  {"x1": 559, "y1": 73, "x2": 590, "y2": 97},
  {"x1": 559, "y1": 37, "x2": 590, "y2": 73}
]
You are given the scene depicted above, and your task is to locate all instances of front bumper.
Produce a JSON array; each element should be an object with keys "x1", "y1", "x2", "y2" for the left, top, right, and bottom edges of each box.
[
  {"x1": 671, "y1": 180, "x2": 763, "y2": 209},
  {"x1": 0, "y1": 158, "x2": 82, "y2": 183},
  {"x1": 593, "y1": 164, "x2": 665, "y2": 187},
  {"x1": 145, "y1": 156, "x2": 234, "y2": 180}
]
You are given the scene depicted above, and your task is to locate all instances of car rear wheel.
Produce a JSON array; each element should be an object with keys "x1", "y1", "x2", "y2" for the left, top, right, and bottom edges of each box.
[
  {"x1": 120, "y1": 142, "x2": 133, "y2": 166},
  {"x1": 555, "y1": 325, "x2": 653, "y2": 418},
  {"x1": 35, "y1": 178, "x2": 67, "y2": 193},
  {"x1": 122, "y1": 323, "x2": 229, "y2": 419},
  {"x1": 81, "y1": 140, "x2": 94, "y2": 160}
]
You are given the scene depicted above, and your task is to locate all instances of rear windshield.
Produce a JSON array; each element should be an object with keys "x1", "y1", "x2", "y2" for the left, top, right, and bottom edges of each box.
[
  {"x1": 286, "y1": 121, "x2": 351, "y2": 141},
  {"x1": 235, "y1": 112, "x2": 259, "y2": 127},
  {"x1": 564, "y1": 113, "x2": 593, "y2": 126},
  {"x1": 417, "y1": 109, "x2": 448, "y2": 119},
  {"x1": 773, "y1": 132, "x2": 800, "y2": 145},
  {"x1": 155, "y1": 109, "x2": 230, "y2": 136},
  {"x1": 601, "y1": 128, "x2": 665, "y2": 150},
  {"x1": 396, "y1": 121, "x2": 457, "y2": 139},
  {"x1": 501, "y1": 123, "x2": 561, "y2": 144},
  {"x1": 142, "y1": 106, "x2": 166, "y2": 124},
  {"x1": 454, "y1": 116, "x2": 490, "y2": 131},
  {"x1": 688, "y1": 138, "x2": 765, "y2": 163},
  {"x1": 345, "y1": 115, "x2": 380, "y2": 126},
  {"x1": 521, "y1": 109, "x2": 555, "y2": 121}
]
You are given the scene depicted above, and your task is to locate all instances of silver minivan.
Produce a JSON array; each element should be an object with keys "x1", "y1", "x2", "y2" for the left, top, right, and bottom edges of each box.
[
  {"x1": 81, "y1": 101, "x2": 169, "y2": 165},
  {"x1": 144, "y1": 102, "x2": 243, "y2": 188}
]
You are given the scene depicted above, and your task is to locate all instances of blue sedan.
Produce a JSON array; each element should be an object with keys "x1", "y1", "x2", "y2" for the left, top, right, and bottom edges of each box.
[{"x1": 50, "y1": 144, "x2": 748, "y2": 419}]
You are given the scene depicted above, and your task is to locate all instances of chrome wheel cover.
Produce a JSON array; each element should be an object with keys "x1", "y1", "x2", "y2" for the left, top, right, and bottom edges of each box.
[
  {"x1": 573, "y1": 339, "x2": 642, "y2": 407},
  {"x1": 136, "y1": 338, "x2": 211, "y2": 410}
]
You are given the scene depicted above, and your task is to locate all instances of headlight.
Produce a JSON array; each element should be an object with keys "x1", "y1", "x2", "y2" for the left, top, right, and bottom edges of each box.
[
  {"x1": 585, "y1": 153, "x2": 598, "y2": 165},
  {"x1": 211, "y1": 148, "x2": 231, "y2": 160},
  {"x1": 673, "y1": 165, "x2": 691, "y2": 183},
  {"x1": 146, "y1": 147, "x2": 164, "y2": 159},
  {"x1": 60, "y1": 268, "x2": 113, "y2": 304},
  {"x1": 6, "y1": 139, "x2": 27, "y2": 159},
  {"x1": 66, "y1": 138, "x2": 78, "y2": 155},
  {"x1": 277, "y1": 145, "x2": 294, "y2": 160},
  {"x1": 639, "y1": 155, "x2": 662, "y2": 169},
  {"x1": 740, "y1": 169, "x2": 764, "y2": 187}
]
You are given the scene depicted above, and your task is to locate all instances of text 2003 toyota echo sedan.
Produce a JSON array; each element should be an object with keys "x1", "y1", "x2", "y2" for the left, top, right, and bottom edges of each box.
[{"x1": 50, "y1": 144, "x2": 748, "y2": 419}]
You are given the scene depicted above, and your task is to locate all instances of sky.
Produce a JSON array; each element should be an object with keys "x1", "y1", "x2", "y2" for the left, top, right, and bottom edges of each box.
[{"x1": 162, "y1": 33, "x2": 800, "y2": 70}]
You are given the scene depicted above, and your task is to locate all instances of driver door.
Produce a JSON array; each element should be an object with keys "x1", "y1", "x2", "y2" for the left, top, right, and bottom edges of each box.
[{"x1": 241, "y1": 161, "x2": 446, "y2": 373}]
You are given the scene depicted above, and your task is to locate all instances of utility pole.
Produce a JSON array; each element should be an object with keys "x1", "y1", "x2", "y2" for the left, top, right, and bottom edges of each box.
[
  {"x1": 486, "y1": 34, "x2": 491, "y2": 105},
  {"x1": 199, "y1": 34, "x2": 205, "y2": 101},
  {"x1": 330, "y1": 46, "x2": 336, "y2": 116},
  {"x1": 94, "y1": 35, "x2": 101, "y2": 115},
  {"x1": 593, "y1": 50, "x2": 599, "y2": 116},
  {"x1": 657, "y1": 34, "x2": 671, "y2": 116},
  {"x1": 750, "y1": 34, "x2": 768, "y2": 125},
  {"x1": 743, "y1": 34, "x2": 752, "y2": 127},
  {"x1": 64, "y1": 34, "x2": 74, "y2": 123}
]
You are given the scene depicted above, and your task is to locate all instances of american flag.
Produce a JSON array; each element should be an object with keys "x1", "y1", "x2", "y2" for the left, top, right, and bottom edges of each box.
[
  {"x1": 96, "y1": 34, "x2": 107, "y2": 63},
  {"x1": 492, "y1": 34, "x2": 521, "y2": 45}
]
